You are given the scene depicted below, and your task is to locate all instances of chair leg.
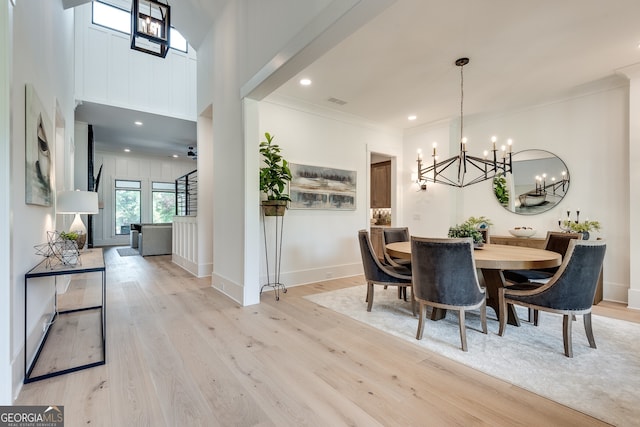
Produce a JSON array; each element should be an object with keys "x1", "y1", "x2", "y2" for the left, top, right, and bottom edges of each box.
[
  {"x1": 584, "y1": 312, "x2": 597, "y2": 349},
  {"x1": 480, "y1": 299, "x2": 487, "y2": 334},
  {"x1": 498, "y1": 290, "x2": 508, "y2": 336},
  {"x1": 367, "y1": 283, "x2": 374, "y2": 312},
  {"x1": 410, "y1": 288, "x2": 416, "y2": 317},
  {"x1": 533, "y1": 309, "x2": 539, "y2": 326},
  {"x1": 416, "y1": 303, "x2": 426, "y2": 340},
  {"x1": 458, "y1": 310, "x2": 468, "y2": 352},
  {"x1": 563, "y1": 314, "x2": 573, "y2": 357}
]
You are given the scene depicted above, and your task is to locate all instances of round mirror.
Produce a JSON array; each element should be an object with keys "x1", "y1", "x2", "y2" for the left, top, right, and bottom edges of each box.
[{"x1": 493, "y1": 149, "x2": 570, "y2": 215}]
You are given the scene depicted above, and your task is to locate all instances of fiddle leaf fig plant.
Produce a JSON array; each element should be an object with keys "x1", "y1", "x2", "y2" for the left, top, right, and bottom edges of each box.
[{"x1": 259, "y1": 132, "x2": 292, "y2": 201}]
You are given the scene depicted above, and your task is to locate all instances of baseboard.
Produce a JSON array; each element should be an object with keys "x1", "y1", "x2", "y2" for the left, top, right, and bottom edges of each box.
[
  {"x1": 172, "y1": 254, "x2": 212, "y2": 278},
  {"x1": 604, "y1": 281, "x2": 630, "y2": 305},
  {"x1": 628, "y1": 288, "x2": 640, "y2": 310},
  {"x1": 211, "y1": 273, "x2": 243, "y2": 305},
  {"x1": 264, "y1": 262, "x2": 363, "y2": 288}
]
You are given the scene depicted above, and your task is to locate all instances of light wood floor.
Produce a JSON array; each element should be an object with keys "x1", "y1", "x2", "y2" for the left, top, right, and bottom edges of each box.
[{"x1": 17, "y1": 247, "x2": 636, "y2": 426}]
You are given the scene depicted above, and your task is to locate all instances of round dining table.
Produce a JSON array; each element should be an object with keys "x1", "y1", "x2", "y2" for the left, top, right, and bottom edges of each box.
[{"x1": 385, "y1": 242, "x2": 562, "y2": 325}]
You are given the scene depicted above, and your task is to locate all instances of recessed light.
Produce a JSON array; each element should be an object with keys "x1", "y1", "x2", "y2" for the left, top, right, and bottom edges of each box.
[
  {"x1": 408, "y1": 115, "x2": 417, "y2": 121},
  {"x1": 299, "y1": 78, "x2": 312, "y2": 86},
  {"x1": 172, "y1": 154, "x2": 179, "y2": 158},
  {"x1": 134, "y1": 121, "x2": 143, "y2": 126},
  {"x1": 124, "y1": 148, "x2": 131, "y2": 152}
]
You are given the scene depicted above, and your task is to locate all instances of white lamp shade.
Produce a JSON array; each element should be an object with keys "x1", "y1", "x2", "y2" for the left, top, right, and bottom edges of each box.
[{"x1": 56, "y1": 190, "x2": 99, "y2": 215}]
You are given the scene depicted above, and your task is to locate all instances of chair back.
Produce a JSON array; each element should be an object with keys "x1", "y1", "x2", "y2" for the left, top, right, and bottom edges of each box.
[
  {"x1": 533, "y1": 240, "x2": 606, "y2": 310},
  {"x1": 410, "y1": 237, "x2": 484, "y2": 306},
  {"x1": 382, "y1": 227, "x2": 410, "y2": 246},
  {"x1": 358, "y1": 230, "x2": 410, "y2": 283},
  {"x1": 545, "y1": 231, "x2": 582, "y2": 256}
]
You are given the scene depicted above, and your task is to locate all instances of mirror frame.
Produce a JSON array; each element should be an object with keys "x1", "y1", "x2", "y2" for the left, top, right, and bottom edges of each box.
[{"x1": 493, "y1": 149, "x2": 570, "y2": 215}]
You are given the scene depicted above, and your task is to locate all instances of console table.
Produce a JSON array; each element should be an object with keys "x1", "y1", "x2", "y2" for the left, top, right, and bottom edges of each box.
[{"x1": 24, "y1": 248, "x2": 106, "y2": 383}]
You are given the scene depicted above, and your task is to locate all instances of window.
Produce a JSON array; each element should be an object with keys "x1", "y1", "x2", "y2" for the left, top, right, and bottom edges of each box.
[
  {"x1": 115, "y1": 180, "x2": 141, "y2": 235},
  {"x1": 92, "y1": 1, "x2": 189, "y2": 52},
  {"x1": 152, "y1": 181, "x2": 175, "y2": 223}
]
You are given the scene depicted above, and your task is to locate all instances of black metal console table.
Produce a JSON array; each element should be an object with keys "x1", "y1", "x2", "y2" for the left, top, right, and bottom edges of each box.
[{"x1": 24, "y1": 248, "x2": 106, "y2": 383}]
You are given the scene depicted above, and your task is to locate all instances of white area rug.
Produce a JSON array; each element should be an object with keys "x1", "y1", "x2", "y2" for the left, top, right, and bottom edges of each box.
[{"x1": 305, "y1": 285, "x2": 640, "y2": 426}]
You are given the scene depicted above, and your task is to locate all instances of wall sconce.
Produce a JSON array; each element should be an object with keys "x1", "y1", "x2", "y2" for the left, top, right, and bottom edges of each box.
[
  {"x1": 130, "y1": 0, "x2": 171, "y2": 58},
  {"x1": 411, "y1": 171, "x2": 427, "y2": 191}
]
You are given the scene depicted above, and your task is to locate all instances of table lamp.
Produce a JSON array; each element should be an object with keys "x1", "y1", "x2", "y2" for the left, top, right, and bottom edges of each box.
[{"x1": 56, "y1": 190, "x2": 99, "y2": 249}]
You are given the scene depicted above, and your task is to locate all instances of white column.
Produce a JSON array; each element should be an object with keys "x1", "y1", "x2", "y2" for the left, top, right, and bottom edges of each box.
[{"x1": 618, "y1": 64, "x2": 640, "y2": 309}]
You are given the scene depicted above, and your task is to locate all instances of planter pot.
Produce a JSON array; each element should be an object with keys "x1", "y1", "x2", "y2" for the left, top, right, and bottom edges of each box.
[{"x1": 261, "y1": 200, "x2": 287, "y2": 217}]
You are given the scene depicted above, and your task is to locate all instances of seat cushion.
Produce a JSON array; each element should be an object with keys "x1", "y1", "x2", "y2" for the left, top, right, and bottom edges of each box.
[{"x1": 503, "y1": 269, "x2": 554, "y2": 284}]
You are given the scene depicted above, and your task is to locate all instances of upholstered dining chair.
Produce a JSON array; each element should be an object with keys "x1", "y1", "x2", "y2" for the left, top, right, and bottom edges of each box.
[
  {"x1": 503, "y1": 231, "x2": 582, "y2": 283},
  {"x1": 357, "y1": 230, "x2": 414, "y2": 315},
  {"x1": 498, "y1": 240, "x2": 606, "y2": 358},
  {"x1": 382, "y1": 227, "x2": 412, "y2": 269},
  {"x1": 382, "y1": 227, "x2": 412, "y2": 300},
  {"x1": 410, "y1": 237, "x2": 487, "y2": 352},
  {"x1": 503, "y1": 231, "x2": 582, "y2": 324}
]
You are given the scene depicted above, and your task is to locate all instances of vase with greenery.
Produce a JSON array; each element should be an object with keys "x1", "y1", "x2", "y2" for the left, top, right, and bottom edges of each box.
[
  {"x1": 259, "y1": 132, "x2": 292, "y2": 216},
  {"x1": 561, "y1": 219, "x2": 601, "y2": 240},
  {"x1": 448, "y1": 216, "x2": 492, "y2": 246}
]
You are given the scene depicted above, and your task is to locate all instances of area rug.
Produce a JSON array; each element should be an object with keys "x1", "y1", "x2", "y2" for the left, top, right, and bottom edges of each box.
[
  {"x1": 116, "y1": 247, "x2": 139, "y2": 257},
  {"x1": 305, "y1": 285, "x2": 640, "y2": 426}
]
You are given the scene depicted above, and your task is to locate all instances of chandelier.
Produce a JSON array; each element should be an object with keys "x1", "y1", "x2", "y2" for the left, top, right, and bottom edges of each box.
[
  {"x1": 415, "y1": 58, "x2": 513, "y2": 189},
  {"x1": 131, "y1": 0, "x2": 171, "y2": 58}
]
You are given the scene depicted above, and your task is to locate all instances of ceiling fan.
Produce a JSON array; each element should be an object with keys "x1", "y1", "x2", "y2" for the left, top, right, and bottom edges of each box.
[{"x1": 187, "y1": 146, "x2": 197, "y2": 160}]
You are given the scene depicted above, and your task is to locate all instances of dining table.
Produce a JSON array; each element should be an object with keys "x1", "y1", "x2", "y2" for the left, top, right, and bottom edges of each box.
[{"x1": 385, "y1": 242, "x2": 562, "y2": 326}]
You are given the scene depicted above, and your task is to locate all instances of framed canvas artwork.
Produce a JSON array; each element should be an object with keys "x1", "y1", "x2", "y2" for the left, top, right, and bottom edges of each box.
[
  {"x1": 25, "y1": 84, "x2": 53, "y2": 206},
  {"x1": 289, "y1": 163, "x2": 356, "y2": 210}
]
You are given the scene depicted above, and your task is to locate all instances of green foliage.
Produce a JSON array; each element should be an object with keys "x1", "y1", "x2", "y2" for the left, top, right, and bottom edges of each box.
[
  {"x1": 448, "y1": 223, "x2": 484, "y2": 244},
  {"x1": 153, "y1": 192, "x2": 175, "y2": 223},
  {"x1": 59, "y1": 231, "x2": 78, "y2": 241},
  {"x1": 259, "y1": 132, "x2": 292, "y2": 201},
  {"x1": 465, "y1": 216, "x2": 493, "y2": 228},
  {"x1": 562, "y1": 220, "x2": 601, "y2": 233},
  {"x1": 493, "y1": 174, "x2": 509, "y2": 205}
]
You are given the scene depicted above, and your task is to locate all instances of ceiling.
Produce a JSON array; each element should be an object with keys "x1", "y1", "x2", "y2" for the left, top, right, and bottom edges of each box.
[
  {"x1": 272, "y1": 0, "x2": 640, "y2": 130},
  {"x1": 75, "y1": 0, "x2": 640, "y2": 156},
  {"x1": 74, "y1": 102, "x2": 197, "y2": 159}
]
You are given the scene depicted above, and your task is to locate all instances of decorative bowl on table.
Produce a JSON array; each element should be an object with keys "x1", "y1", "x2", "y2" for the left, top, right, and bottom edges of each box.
[{"x1": 508, "y1": 227, "x2": 536, "y2": 238}]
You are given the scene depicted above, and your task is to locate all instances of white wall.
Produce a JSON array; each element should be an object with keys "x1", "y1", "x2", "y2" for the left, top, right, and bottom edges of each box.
[
  {"x1": 74, "y1": 2, "x2": 197, "y2": 121},
  {"x1": 92, "y1": 150, "x2": 196, "y2": 247},
  {"x1": 257, "y1": 97, "x2": 403, "y2": 289},
  {"x1": 403, "y1": 77, "x2": 630, "y2": 303},
  {"x1": 8, "y1": 0, "x2": 76, "y2": 401},
  {"x1": 198, "y1": 0, "x2": 396, "y2": 305},
  {"x1": 0, "y1": 0, "x2": 13, "y2": 405}
]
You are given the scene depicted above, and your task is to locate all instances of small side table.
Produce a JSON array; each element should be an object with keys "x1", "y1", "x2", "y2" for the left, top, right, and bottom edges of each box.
[{"x1": 24, "y1": 248, "x2": 106, "y2": 383}]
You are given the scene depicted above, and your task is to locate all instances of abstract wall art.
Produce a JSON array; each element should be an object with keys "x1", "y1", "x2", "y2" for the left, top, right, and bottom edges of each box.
[
  {"x1": 25, "y1": 84, "x2": 53, "y2": 206},
  {"x1": 289, "y1": 163, "x2": 356, "y2": 210}
]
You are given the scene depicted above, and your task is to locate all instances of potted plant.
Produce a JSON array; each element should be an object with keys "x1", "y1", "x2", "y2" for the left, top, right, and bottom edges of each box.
[
  {"x1": 448, "y1": 223, "x2": 485, "y2": 246},
  {"x1": 259, "y1": 132, "x2": 292, "y2": 216},
  {"x1": 448, "y1": 216, "x2": 492, "y2": 246},
  {"x1": 561, "y1": 219, "x2": 601, "y2": 240},
  {"x1": 58, "y1": 231, "x2": 80, "y2": 265}
]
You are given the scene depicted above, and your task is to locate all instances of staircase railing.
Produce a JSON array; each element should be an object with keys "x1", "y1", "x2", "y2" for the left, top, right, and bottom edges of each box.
[{"x1": 175, "y1": 169, "x2": 197, "y2": 216}]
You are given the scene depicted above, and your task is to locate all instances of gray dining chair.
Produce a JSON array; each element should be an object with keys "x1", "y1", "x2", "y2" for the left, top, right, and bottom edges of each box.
[
  {"x1": 410, "y1": 237, "x2": 487, "y2": 351},
  {"x1": 498, "y1": 240, "x2": 606, "y2": 357},
  {"x1": 503, "y1": 231, "x2": 582, "y2": 324},
  {"x1": 382, "y1": 227, "x2": 412, "y2": 300},
  {"x1": 357, "y1": 230, "x2": 414, "y2": 314}
]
